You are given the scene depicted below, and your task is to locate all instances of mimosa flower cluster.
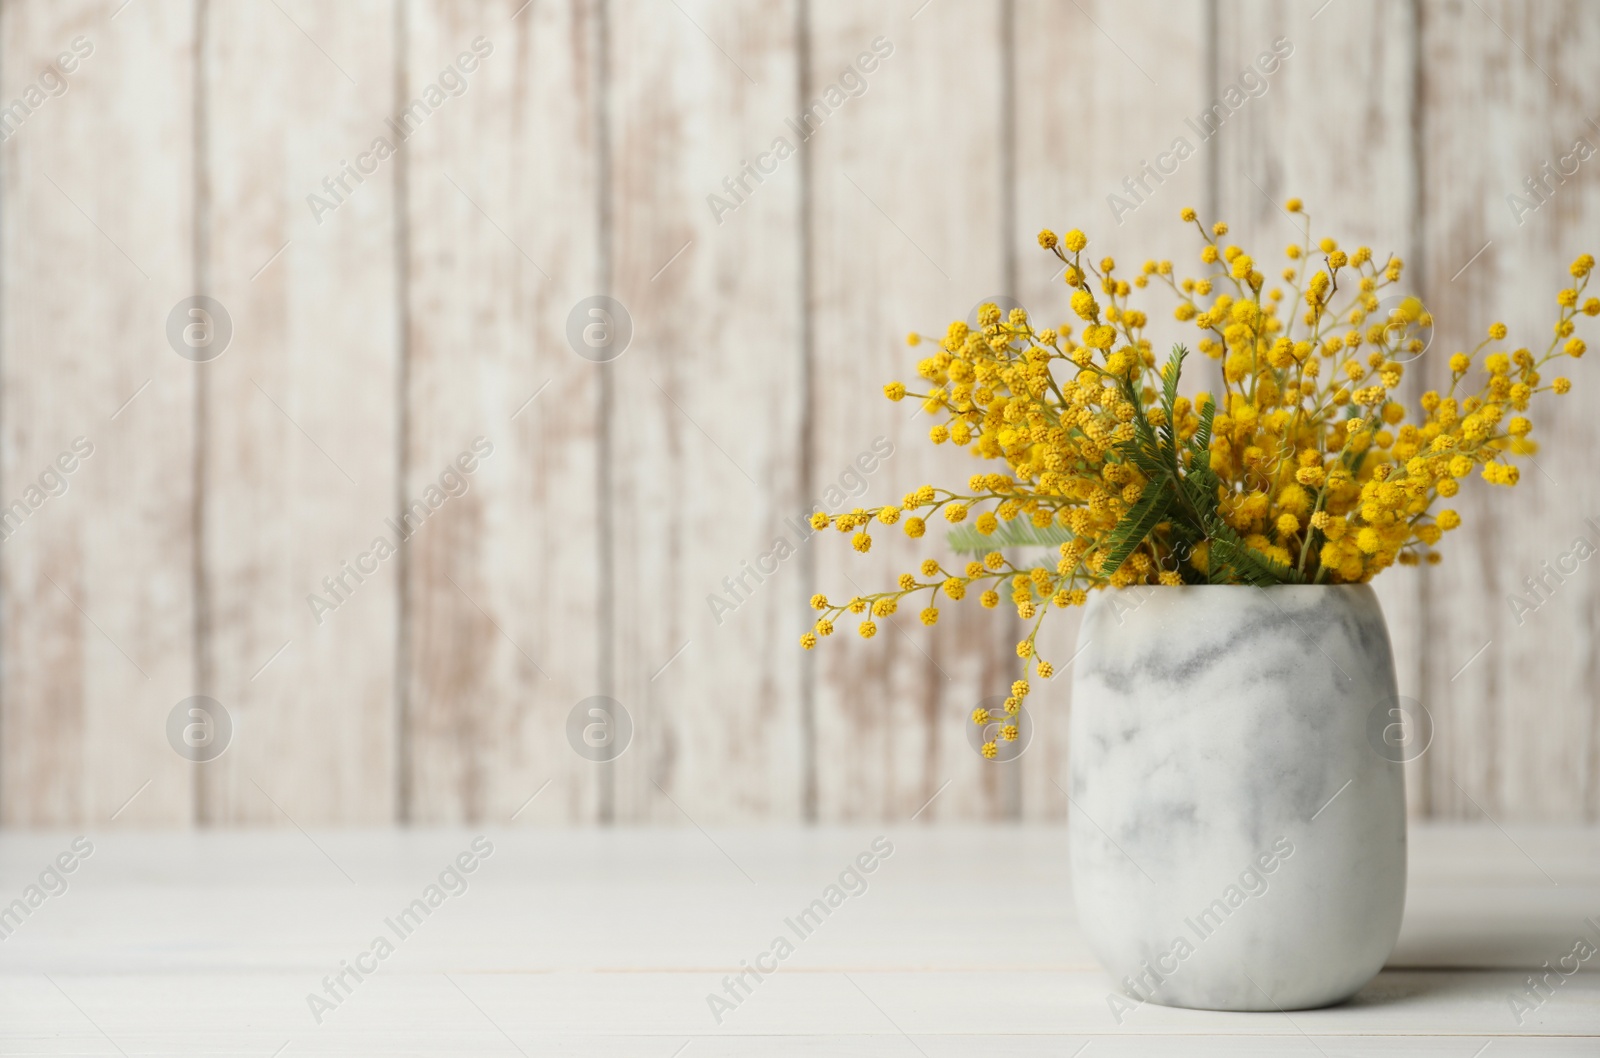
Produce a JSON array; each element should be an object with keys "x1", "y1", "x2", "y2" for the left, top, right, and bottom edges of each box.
[{"x1": 805, "y1": 204, "x2": 1597, "y2": 757}]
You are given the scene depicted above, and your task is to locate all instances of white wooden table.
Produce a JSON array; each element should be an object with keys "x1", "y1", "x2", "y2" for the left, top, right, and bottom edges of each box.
[{"x1": 2, "y1": 825, "x2": 1596, "y2": 1055}]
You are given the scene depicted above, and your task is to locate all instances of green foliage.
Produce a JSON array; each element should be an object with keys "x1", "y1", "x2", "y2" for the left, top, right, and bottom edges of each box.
[
  {"x1": 1098, "y1": 484, "x2": 1169, "y2": 578},
  {"x1": 1105, "y1": 344, "x2": 1304, "y2": 586},
  {"x1": 947, "y1": 518, "x2": 1074, "y2": 555}
]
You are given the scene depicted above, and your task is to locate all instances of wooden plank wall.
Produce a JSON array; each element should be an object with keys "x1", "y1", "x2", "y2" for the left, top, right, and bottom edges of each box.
[
  {"x1": 1, "y1": 0, "x2": 196, "y2": 825},
  {"x1": 200, "y1": 0, "x2": 400, "y2": 825},
  {"x1": 0, "y1": 0, "x2": 1595, "y2": 827},
  {"x1": 400, "y1": 0, "x2": 603, "y2": 826},
  {"x1": 809, "y1": 2, "x2": 1016, "y2": 823},
  {"x1": 1416, "y1": 1, "x2": 1600, "y2": 821},
  {"x1": 607, "y1": 0, "x2": 806, "y2": 826}
]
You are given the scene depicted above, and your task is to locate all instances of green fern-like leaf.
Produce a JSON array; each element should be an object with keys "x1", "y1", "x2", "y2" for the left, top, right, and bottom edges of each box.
[
  {"x1": 1209, "y1": 536, "x2": 1303, "y2": 586},
  {"x1": 947, "y1": 519, "x2": 1075, "y2": 555},
  {"x1": 1202, "y1": 515, "x2": 1305, "y2": 586},
  {"x1": 1099, "y1": 487, "x2": 1172, "y2": 576},
  {"x1": 1158, "y1": 345, "x2": 1187, "y2": 447},
  {"x1": 1182, "y1": 456, "x2": 1221, "y2": 524},
  {"x1": 1118, "y1": 436, "x2": 1170, "y2": 483},
  {"x1": 1188, "y1": 395, "x2": 1215, "y2": 460}
]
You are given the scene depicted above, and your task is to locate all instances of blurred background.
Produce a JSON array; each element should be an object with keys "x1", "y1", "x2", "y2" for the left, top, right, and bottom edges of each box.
[{"x1": 1, "y1": 0, "x2": 1595, "y2": 829}]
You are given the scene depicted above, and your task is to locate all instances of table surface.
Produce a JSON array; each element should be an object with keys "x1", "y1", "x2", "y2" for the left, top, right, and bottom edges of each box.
[{"x1": 1, "y1": 824, "x2": 1597, "y2": 1056}]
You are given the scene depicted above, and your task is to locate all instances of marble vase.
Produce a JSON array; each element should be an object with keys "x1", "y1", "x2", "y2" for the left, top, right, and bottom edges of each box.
[{"x1": 1068, "y1": 584, "x2": 1407, "y2": 1013}]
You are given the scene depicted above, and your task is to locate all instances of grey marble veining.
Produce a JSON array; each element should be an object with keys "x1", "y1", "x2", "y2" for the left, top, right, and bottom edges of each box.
[{"x1": 1068, "y1": 584, "x2": 1407, "y2": 1013}]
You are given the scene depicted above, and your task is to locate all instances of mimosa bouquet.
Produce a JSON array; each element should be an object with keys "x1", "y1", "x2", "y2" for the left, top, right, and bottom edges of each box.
[{"x1": 805, "y1": 203, "x2": 1596, "y2": 755}]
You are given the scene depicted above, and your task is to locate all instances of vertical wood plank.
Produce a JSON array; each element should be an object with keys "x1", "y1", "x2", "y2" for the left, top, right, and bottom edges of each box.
[
  {"x1": 1012, "y1": 0, "x2": 1211, "y2": 821},
  {"x1": 1213, "y1": 0, "x2": 1427, "y2": 815},
  {"x1": 808, "y1": 0, "x2": 1015, "y2": 822},
  {"x1": 403, "y1": 0, "x2": 604, "y2": 824},
  {"x1": 606, "y1": 0, "x2": 807, "y2": 824},
  {"x1": 0, "y1": 0, "x2": 195, "y2": 825},
  {"x1": 1418, "y1": 0, "x2": 1600, "y2": 821},
  {"x1": 198, "y1": 0, "x2": 400, "y2": 823}
]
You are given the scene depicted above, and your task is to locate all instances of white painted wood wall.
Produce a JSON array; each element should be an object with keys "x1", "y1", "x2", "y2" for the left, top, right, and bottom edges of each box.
[{"x1": 1, "y1": 0, "x2": 1595, "y2": 826}]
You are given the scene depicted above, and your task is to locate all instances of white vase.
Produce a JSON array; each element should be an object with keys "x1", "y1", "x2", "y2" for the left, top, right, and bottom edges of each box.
[{"x1": 1068, "y1": 584, "x2": 1407, "y2": 1013}]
